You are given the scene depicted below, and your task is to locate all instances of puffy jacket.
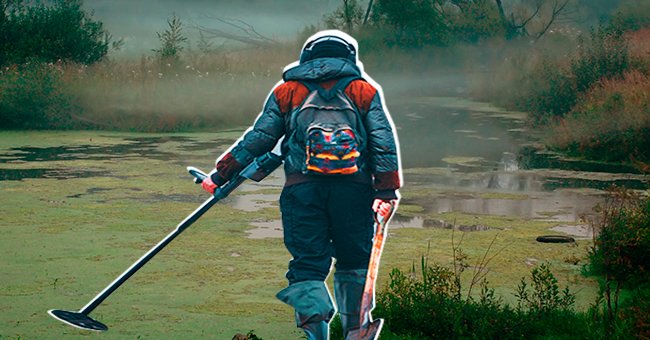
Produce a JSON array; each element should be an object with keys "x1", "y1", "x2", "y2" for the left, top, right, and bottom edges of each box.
[{"x1": 214, "y1": 57, "x2": 401, "y2": 195}]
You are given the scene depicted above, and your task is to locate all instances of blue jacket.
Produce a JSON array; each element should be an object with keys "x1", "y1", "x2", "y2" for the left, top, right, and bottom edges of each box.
[{"x1": 217, "y1": 58, "x2": 401, "y2": 194}]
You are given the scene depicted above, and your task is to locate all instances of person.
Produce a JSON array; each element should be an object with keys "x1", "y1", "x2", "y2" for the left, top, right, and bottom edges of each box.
[{"x1": 201, "y1": 30, "x2": 401, "y2": 340}]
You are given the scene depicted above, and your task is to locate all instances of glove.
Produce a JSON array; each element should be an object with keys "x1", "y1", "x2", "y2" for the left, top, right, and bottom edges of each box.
[
  {"x1": 372, "y1": 198, "x2": 397, "y2": 223},
  {"x1": 215, "y1": 152, "x2": 244, "y2": 186},
  {"x1": 201, "y1": 175, "x2": 219, "y2": 195}
]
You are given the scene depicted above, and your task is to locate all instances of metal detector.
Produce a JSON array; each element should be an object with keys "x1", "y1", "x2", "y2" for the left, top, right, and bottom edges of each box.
[{"x1": 48, "y1": 152, "x2": 283, "y2": 331}]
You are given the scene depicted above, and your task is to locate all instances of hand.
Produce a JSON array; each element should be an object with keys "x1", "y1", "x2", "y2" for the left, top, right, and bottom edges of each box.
[
  {"x1": 201, "y1": 176, "x2": 219, "y2": 195},
  {"x1": 372, "y1": 198, "x2": 397, "y2": 223}
]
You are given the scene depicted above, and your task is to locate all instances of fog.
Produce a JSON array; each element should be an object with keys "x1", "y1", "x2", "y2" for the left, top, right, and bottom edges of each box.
[{"x1": 83, "y1": 0, "x2": 339, "y2": 56}]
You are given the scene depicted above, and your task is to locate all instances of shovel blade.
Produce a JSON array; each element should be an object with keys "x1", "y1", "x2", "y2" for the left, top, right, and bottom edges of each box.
[
  {"x1": 347, "y1": 318, "x2": 384, "y2": 340},
  {"x1": 48, "y1": 309, "x2": 108, "y2": 332}
]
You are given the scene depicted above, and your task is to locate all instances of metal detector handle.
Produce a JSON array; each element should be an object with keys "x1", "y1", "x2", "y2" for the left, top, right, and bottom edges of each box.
[
  {"x1": 240, "y1": 152, "x2": 284, "y2": 182},
  {"x1": 186, "y1": 166, "x2": 208, "y2": 184},
  {"x1": 187, "y1": 152, "x2": 283, "y2": 186}
]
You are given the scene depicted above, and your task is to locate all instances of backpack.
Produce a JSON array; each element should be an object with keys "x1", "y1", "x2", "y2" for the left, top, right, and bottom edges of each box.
[{"x1": 288, "y1": 76, "x2": 366, "y2": 175}]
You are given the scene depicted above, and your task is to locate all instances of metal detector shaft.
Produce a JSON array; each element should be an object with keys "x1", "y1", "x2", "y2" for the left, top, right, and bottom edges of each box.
[
  {"x1": 79, "y1": 152, "x2": 282, "y2": 315},
  {"x1": 50, "y1": 152, "x2": 283, "y2": 330},
  {"x1": 79, "y1": 194, "x2": 219, "y2": 314}
]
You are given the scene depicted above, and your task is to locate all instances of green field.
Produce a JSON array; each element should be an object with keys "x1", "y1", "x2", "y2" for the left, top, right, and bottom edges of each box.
[{"x1": 0, "y1": 131, "x2": 598, "y2": 339}]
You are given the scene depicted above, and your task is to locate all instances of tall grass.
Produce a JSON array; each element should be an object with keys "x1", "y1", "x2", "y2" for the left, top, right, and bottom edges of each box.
[
  {"x1": 62, "y1": 47, "x2": 294, "y2": 132},
  {"x1": 0, "y1": 45, "x2": 298, "y2": 131}
]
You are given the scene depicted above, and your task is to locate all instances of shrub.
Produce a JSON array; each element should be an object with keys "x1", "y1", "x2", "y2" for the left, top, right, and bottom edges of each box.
[
  {"x1": 372, "y1": 0, "x2": 450, "y2": 47},
  {"x1": 589, "y1": 189, "x2": 650, "y2": 289},
  {"x1": 521, "y1": 21, "x2": 631, "y2": 123},
  {"x1": 0, "y1": 0, "x2": 110, "y2": 66},
  {"x1": 520, "y1": 61, "x2": 577, "y2": 122},
  {"x1": 610, "y1": 0, "x2": 650, "y2": 32},
  {"x1": 516, "y1": 263, "x2": 576, "y2": 314},
  {"x1": 0, "y1": 62, "x2": 77, "y2": 129},
  {"x1": 371, "y1": 256, "x2": 591, "y2": 339},
  {"x1": 586, "y1": 188, "x2": 650, "y2": 337},
  {"x1": 571, "y1": 23, "x2": 629, "y2": 94},
  {"x1": 549, "y1": 70, "x2": 650, "y2": 165},
  {"x1": 153, "y1": 14, "x2": 187, "y2": 65}
]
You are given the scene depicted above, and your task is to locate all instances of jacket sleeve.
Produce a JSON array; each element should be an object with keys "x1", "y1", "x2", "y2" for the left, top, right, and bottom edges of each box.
[
  {"x1": 363, "y1": 89, "x2": 402, "y2": 195},
  {"x1": 213, "y1": 84, "x2": 286, "y2": 184}
]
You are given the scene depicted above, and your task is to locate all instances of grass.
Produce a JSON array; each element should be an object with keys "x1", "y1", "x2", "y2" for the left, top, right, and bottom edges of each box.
[{"x1": 0, "y1": 130, "x2": 600, "y2": 339}]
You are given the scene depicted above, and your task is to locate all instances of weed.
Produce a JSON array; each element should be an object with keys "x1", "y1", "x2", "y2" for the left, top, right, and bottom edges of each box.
[
  {"x1": 373, "y1": 231, "x2": 593, "y2": 339},
  {"x1": 586, "y1": 188, "x2": 650, "y2": 337}
]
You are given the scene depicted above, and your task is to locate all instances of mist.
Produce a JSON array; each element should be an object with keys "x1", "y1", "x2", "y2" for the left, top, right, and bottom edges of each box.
[{"x1": 83, "y1": 0, "x2": 339, "y2": 56}]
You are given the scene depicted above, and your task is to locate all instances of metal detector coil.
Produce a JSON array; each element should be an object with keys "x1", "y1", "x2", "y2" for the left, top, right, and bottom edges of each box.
[{"x1": 48, "y1": 152, "x2": 282, "y2": 331}]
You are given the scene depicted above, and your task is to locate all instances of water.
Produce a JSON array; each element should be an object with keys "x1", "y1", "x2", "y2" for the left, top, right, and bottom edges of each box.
[
  {"x1": 0, "y1": 97, "x2": 647, "y2": 239},
  {"x1": 243, "y1": 97, "x2": 646, "y2": 238}
]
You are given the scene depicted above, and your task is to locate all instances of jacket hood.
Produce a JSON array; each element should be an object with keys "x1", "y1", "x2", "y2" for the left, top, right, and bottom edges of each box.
[{"x1": 282, "y1": 57, "x2": 362, "y2": 82}]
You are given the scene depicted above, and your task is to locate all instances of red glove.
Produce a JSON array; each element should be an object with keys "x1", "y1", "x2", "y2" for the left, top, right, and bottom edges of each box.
[
  {"x1": 372, "y1": 198, "x2": 397, "y2": 223},
  {"x1": 201, "y1": 176, "x2": 219, "y2": 195}
]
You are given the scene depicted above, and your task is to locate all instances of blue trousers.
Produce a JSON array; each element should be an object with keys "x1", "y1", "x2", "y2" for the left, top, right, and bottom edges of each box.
[{"x1": 279, "y1": 181, "x2": 375, "y2": 284}]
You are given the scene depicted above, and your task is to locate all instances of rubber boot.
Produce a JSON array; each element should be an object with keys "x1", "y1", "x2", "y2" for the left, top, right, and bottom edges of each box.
[
  {"x1": 277, "y1": 280, "x2": 335, "y2": 340},
  {"x1": 333, "y1": 269, "x2": 367, "y2": 339}
]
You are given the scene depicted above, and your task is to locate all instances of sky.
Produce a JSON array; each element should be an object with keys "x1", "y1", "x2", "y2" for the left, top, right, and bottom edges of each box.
[{"x1": 82, "y1": 0, "x2": 340, "y2": 56}]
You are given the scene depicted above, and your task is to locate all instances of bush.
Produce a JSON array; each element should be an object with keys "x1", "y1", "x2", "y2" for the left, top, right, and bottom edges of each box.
[
  {"x1": 520, "y1": 61, "x2": 577, "y2": 122},
  {"x1": 522, "y1": 21, "x2": 631, "y2": 123},
  {"x1": 371, "y1": 0, "x2": 450, "y2": 47},
  {"x1": 571, "y1": 24, "x2": 629, "y2": 94},
  {"x1": 516, "y1": 263, "x2": 576, "y2": 314},
  {"x1": 589, "y1": 189, "x2": 650, "y2": 288},
  {"x1": 587, "y1": 188, "x2": 650, "y2": 337},
  {"x1": 153, "y1": 14, "x2": 187, "y2": 65},
  {"x1": 447, "y1": 1, "x2": 504, "y2": 44},
  {"x1": 0, "y1": 62, "x2": 77, "y2": 129},
  {"x1": 610, "y1": 0, "x2": 650, "y2": 32},
  {"x1": 0, "y1": 0, "x2": 110, "y2": 66},
  {"x1": 371, "y1": 257, "x2": 591, "y2": 339}
]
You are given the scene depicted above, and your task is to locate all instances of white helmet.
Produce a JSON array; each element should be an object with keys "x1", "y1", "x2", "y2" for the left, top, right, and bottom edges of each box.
[{"x1": 299, "y1": 30, "x2": 359, "y2": 64}]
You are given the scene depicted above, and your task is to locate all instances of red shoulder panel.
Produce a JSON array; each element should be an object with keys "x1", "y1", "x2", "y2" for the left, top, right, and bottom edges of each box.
[
  {"x1": 272, "y1": 81, "x2": 310, "y2": 113},
  {"x1": 345, "y1": 79, "x2": 378, "y2": 113}
]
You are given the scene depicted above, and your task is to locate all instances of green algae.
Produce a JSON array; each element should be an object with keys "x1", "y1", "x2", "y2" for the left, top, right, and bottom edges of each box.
[{"x1": 0, "y1": 130, "x2": 601, "y2": 339}]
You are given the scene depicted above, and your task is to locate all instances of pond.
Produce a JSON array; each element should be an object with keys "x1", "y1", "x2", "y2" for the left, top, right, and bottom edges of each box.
[{"x1": 0, "y1": 97, "x2": 647, "y2": 239}]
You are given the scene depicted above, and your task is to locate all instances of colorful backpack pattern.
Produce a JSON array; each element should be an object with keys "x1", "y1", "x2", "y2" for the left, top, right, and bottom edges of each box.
[{"x1": 289, "y1": 76, "x2": 365, "y2": 175}]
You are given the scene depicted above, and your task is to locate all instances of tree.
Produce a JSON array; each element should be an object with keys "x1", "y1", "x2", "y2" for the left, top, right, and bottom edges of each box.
[
  {"x1": 0, "y1": 0, "x2": 110, "y2": 66},
  {"x1": 373, "y1": 0, "x2": 451, "y2": 47},
  {"x1": 153, "y1": 14, "x2": 188, "y2": 61},
  {"x1": 193, "y1": 16, "x2": 277, "y2": 48},
  {"x1": 446, "y1": 0, "x2": 505, "y2": 43},
  {"x1": 494, "y1": 0, "x2": 572, "y2": 40},
  {"x1": 324, "y1": 0, "x2": 365, "y2": 32}
]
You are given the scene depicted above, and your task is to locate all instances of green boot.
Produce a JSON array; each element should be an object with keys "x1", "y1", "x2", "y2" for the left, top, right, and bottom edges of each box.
[
  {"x1": 277, "y1": 280, "x2": 335, "y2": 340},
  {"x1": 334, "y1": 269, "x2": 367, "y2": 339}
]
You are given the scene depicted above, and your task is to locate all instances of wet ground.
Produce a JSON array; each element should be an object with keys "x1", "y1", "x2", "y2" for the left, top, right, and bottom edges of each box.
[{"x1": 0, "y1": 98, "x2": 647, "y2": 240}]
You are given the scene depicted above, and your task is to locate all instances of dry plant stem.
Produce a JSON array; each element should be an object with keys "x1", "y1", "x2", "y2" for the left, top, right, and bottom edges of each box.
[
  {"x1": 451, "y1": 226, "x2": 466, "y2": 299},
  {"x1": 467, "y1": 233, "x2": 510, "y2": 299}
]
